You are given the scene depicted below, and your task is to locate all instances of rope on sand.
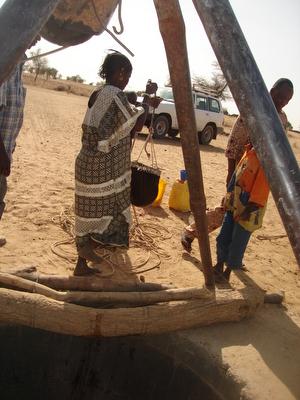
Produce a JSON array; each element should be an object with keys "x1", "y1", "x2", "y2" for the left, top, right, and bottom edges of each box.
[
  {"x1": 256, "y1": 234, "x2": 287, "y2": 241},
  {"x1": 51, "y1": 205, "x2": 172, "y2": 274}
]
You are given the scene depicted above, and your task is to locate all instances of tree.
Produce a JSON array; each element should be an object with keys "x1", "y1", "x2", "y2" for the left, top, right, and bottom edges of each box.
[
  {"x1": 165, "y1": 61, "x2": 231, "y2": 100},
  {"x1": 45, "y1": 67, "x2": 58, "y2": 80},
  {"x1": 193, "y1": 61, "x2": 232, "y2": 101},
  {"x1": 66, "y1": 75, "x2": 85, "y2": 84},
  {"x1": 29, "y1": 48, "x2": 49, "y2": 82},
  {"x1": 286, "y1": 121, "x2": 293, "y2": 130}
]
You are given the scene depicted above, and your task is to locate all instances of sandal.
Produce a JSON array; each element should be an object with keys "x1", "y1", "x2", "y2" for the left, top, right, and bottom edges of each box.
[
  {"x1": 214, "y1": 271, "x2": 228, "y2": 283},
  {"x1": 181, "y1": 232, "x2": 194, "y2": 253}
]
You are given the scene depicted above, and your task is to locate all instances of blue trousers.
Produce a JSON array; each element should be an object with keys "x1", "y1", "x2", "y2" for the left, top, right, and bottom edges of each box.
[{"x1": 216, "y1": 211, "x2": 252, "y2": 269}]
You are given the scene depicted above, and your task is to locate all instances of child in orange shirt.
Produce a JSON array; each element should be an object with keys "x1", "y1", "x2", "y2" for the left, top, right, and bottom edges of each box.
[{"x1": 214, "y1": 144, "x2": 270, "y2": 282}]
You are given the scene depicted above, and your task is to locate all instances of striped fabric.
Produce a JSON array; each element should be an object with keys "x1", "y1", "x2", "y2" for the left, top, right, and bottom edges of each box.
[{"x1": 75, "y1": 85, "x2": 143, "y2": 248}]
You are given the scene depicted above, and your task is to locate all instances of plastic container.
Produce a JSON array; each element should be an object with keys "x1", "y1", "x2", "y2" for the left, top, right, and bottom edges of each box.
[
  {"x1": 168, "y1": 171, "x2": 190, "y2": 212},
  {"x1": 151, "y1": 178, "x2": 167, "y2": 207}
]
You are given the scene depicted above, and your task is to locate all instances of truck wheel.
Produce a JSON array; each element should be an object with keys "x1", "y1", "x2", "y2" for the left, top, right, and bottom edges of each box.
[
  {"x1": 168, "y1": 129, "x2": 178, "y2": 138},
  {"x1": 153, "y1": 115, "x2": 170, "y2": 138},
  {"x1": 199, "y1": 125, "x2": 214, "y2": 145}
]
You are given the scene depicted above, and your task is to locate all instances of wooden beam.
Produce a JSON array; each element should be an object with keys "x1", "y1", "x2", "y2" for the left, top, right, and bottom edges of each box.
[
  {"x1": 0, "y1": 286, "x2": 264, "y2": 337},
  {"x1": 0, "y1": 273, "x2": 212, "y2": 307},
  {"x1": 8, "y1": 267, "x2": 172, "y2": 292},
  {"x1": 153, "y1": 0, "x2": 214, "y2": 287}
]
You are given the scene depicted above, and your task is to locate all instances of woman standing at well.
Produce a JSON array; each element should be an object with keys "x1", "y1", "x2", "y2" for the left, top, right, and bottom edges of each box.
[{"x1": 74, "y1": 52, "x2": 158, "y2": 275}]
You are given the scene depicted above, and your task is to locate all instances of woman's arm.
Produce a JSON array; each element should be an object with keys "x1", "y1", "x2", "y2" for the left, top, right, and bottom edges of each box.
[
  {"x1": 130, "y1": 94, "x2": 151, "y2": 137},
  {"x1": 226, "y1": 158, "x2": 236, "y2": 186},
  {"x1": 130, "y1": 81, "x2": 161, "y2": 138}
]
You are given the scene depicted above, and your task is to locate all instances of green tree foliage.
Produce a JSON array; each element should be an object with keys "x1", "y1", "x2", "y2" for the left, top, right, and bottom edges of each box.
[
  {"x1": 29, "y1": 48, "x2": 49, "y2": 82},
  {"x1": 45, "y1": 67, "x2": 58, "y2": 80},
  {"x1": 165, "y1": 61, "x2": 231, "y2": 100},
  {"x1": 193, "y1": 61, "x2": 232, "y2": 101}
]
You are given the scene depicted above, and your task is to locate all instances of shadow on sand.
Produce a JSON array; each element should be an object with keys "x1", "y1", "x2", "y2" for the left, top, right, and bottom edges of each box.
[
  {"x1": 191, "y1": 270, "x2": 300, "y2": 399},
  {"x1": 175, "y1": 245, "x2": 300, "y2": 398},
  {"x1": 136, "y1": 133, "x2": 225, "y2": 154}
]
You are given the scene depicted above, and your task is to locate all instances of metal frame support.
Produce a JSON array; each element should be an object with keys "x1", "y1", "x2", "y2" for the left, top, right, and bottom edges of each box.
[
  {"x1": 154, "y1": 0, "x2": 215, "y2": 288},
  {"x1": 193, "y1": 0, "x2": 300, "y2": 266},
  {"x1": 0, "y1": 0, "x2": 61, "y2": 84}
]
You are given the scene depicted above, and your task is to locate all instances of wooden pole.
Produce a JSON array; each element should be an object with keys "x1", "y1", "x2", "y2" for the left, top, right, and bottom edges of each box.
[
  {"x1": 0, "y1": 286, "x2": 263, "y2": 337},
  {"x1": 192, "y1": 0, "x2": 300, "y2": 266},
  {"x1": 153, "y1": 0, "x2": 214, "y2": 287},
  {"x1": 9, "y1": 267, "x2": 172, "y2": 292},
  {"x1": 0, "y1": 273, "x2": 212, "y2": 307}
]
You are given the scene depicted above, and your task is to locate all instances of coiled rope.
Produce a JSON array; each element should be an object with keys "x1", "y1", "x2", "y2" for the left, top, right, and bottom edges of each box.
[{"x1": 51, "y1": 204, "x2": 172, "y2": 274}]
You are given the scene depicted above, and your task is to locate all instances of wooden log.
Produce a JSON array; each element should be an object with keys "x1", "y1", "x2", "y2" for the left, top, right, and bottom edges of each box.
[
  {"x1": 7, "y1": 267, "x2": 172, "y2": 292},
  {"x1": 154, "y1": 0, "x2": 214, "y2": 287},
  {"x1": 0, "y1": 286, "x2": 264, "y2": 337},
  {"x1": 0, "y1": 273, "x2": 212, "y2": 307}
]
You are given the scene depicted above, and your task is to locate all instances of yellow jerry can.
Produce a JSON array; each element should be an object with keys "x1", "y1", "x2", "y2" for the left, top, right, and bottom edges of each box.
[
  {"x1": 152, "y1": 178, "x2": 167, "y2": 207},
  {"x1": 168, "y1": 171, "x2": 190, "y2": 212}
]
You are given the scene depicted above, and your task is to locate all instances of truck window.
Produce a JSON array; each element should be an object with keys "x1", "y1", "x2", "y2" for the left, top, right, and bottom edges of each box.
[
  {"x1": 209, "y1": 98, "x2": 220, "y2": 113},
  {"x1": 196, "y1": 95, "x2": 207, "y2": 110},
  {"x1": 157, "y1": 87, "x2": 174, "y2": 101}
]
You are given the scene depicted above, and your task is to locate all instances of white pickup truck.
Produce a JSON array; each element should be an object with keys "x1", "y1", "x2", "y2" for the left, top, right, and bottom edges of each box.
[{"x1": 145, "y1": 87, "x2": 224, "y2": 145}]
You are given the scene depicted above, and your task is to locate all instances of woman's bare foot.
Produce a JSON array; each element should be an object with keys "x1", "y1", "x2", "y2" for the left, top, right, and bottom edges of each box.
[
  {"x1": 77, "y1": 242, "x2": 103, "y2": 264},
  {"x1": 74, "y1": 242, "x2": 103, "y2": 276},
  {"x1": 73, "y1": 256, "x2": 98, "y2": 276}
]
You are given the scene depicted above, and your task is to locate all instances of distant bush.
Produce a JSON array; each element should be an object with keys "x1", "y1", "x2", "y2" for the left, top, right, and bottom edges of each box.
[
  {"x1": 54, "y1": 84, "x2": 70, "y2": 92},
  {"x1": 66, "y1": 75, "x2": 85, "y2": 84}
]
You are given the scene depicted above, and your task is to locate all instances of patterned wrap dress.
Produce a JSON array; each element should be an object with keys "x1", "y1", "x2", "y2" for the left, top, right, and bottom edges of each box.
[{"x1": 75, "y1": 85, "x2": 144, "y2": 248}]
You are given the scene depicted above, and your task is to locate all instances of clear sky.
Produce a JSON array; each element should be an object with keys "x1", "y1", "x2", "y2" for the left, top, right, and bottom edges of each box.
[{"x1": 1, "y1": 0, "x2": 299, "y2": 129}]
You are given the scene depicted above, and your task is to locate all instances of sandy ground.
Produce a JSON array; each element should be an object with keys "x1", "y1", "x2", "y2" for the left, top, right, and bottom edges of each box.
[{"x1": 1, "y1": 85, "x2": 300, "y2": 399}]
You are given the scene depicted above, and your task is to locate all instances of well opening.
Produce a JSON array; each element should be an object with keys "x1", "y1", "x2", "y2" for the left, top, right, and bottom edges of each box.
[{"x1": 0, "y1": 325, "x2": 241, "y2": 400}]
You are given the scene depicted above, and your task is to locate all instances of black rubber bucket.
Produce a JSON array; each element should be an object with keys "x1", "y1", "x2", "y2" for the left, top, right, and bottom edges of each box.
[{"x1": 131, "y1": 162, "x2": 160, "y2": 207}]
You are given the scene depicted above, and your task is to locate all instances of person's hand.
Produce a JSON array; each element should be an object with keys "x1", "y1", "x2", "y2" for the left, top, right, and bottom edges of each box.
[
  {"x1": 238, "y1": 209, "x2": 252, "y2": 221},
  {"x1": 148, "y1": 96, "x2": 162, "y2": 109},
  {"x1": 145, "y1": 81, "x2": 158, "y2": 95},
  {"x1": 237, "y1": 203, "x2": 259, "y2": 221},
  {"x1": 0, "y1": 147, "x2": 11, "y2": 177}
]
